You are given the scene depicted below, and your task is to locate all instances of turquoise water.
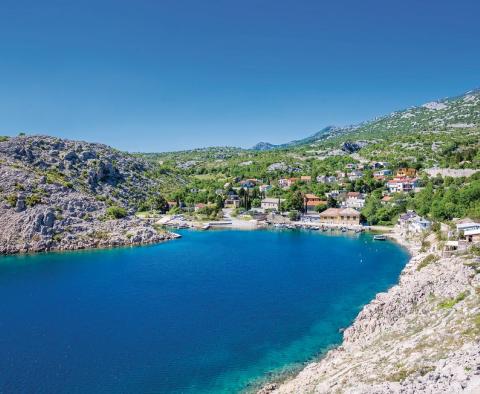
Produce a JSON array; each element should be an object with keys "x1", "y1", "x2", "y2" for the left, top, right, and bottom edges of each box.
[{"x1": 0, "y1": 229, "x2": 409, "y2": 393}]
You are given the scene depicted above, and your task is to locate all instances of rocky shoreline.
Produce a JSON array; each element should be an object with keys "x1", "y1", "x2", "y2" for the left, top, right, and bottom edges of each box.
[
  {"x1": 0, "y1": 135, "x2": 176, "y2": 255},
  {"x1": 259, "y1": 230, "x2": 480, "y2": 393}
]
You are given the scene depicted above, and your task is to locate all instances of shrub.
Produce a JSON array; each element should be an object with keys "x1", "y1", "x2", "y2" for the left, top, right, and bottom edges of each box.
[
  {"x1": 438, "y1": 291, "x2": 469, "y2": 309},
  {"x1": 26, "y1": 194, "x2": 42, "y2": 207},
  {"x1": 417, "y1": 254, "x2": 439, "y2": 271},
  {"x1": 5, "y1": 194, "x2": 18, "y2": 207},
  {"x1": 106, "y1": 205, "x2": 127, "y2": 219}
]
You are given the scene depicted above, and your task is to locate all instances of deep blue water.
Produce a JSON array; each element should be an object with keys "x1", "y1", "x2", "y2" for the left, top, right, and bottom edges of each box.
[{"x1": 0, "y1": 229, "x2": 409, "y2": 393}]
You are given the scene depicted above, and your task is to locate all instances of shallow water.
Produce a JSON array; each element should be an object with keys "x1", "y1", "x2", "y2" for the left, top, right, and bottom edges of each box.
[{"x1": 0, "y1": 229, "x2": 409, "y2": 393}]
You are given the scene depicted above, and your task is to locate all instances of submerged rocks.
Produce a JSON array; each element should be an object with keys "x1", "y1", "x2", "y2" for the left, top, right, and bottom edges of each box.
[{"x1": 264, "y1": 243, "x2": 480, "y2": 393}]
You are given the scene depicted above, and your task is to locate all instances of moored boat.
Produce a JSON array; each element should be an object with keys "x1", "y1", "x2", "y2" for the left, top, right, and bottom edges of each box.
[{"x1": 373, "y1": 234, "x2": 387, "y2": 241}]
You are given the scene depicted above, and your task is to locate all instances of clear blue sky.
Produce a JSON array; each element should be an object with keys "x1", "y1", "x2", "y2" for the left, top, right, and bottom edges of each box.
[{"x1": 0, "y1": 0, "x2": 479, "y2": 152}]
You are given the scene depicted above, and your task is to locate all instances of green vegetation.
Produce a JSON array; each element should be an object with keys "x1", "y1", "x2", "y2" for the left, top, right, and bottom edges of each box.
[
  {"x1": 5, "y1": 194, "x2": 17, "y2": 207},
  {"x1": 25, "y1": 193, "x2": 42, "y2": 207},
  {"x1": 438, "y1": 291, "x2": 469, "y2": 309},
  {"x1": 106, "y1": 205, "x2": 127, "y2": 219},
  {"x1": 417, "y1": 254, "x2": 439, "y2": 271}
]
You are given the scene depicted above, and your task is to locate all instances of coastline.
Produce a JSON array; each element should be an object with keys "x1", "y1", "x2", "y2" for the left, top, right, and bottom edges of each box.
[{"x1": 258, "y1": 227, "x2": 480, "y2": 393}]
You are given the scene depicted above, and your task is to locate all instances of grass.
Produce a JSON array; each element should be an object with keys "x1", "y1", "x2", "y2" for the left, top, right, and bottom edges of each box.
[
  {"x1": 438, "y1": 291, "x2": 469, "y2": 309},
  {"x1": 417, "y1": 254, "x2": 439, "y2": 271}
]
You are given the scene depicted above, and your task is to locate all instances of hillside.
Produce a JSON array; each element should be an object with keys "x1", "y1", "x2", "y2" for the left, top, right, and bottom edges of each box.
[
  {"x1": 261, "y1": 234, "x2": 480, "y2": 393},
  {"x1": 0, "y1": 135, "x2": 179, "y2": 254},
  {"x1": 147, "y1": 89, "x2": 480, "y2": 187}
]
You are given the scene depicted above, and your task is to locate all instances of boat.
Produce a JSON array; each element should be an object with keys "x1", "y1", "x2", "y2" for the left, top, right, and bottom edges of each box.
[
  {"x1": 373, "y1": 234, "x2": 387, "y2": 241},
  {"x1": 201, "y1": 224, "x2": 210, "y2": 230}
]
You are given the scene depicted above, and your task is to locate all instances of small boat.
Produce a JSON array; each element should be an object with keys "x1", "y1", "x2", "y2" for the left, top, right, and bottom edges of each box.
[
  {"x1": 373, "y1": 234, "x2": 387, "y2": 241},
  {"x1": 341, "y1": 227, "x2": 347, "y2": 232},
  {"x1": 201, "y1": 224, "x2": 210, "y2": 230}
]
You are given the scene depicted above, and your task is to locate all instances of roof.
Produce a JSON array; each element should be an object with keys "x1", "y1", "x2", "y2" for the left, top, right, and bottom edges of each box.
[
  {"x1": 339, "y1": 208, "x2": 361, "y2": 216},
  {"x1": 306, "y1": 200, "x2": 327, "y2": 207},
  {"x1": 399, "y1": 211, "x2": 420, "y2": 221},
  {"x1": 382, "y1": 195, "x2": 393, "y2": 202},
  {"x1": 347, "y1": 192, "x2": 360, "y2": 198},
  {"x1": 261, "y1": 198, "x2": 284, "y2": 204},
  {"x1": 457, "y1": 222, "x2": 480, "y2": 230},
  {"x1": 319, "y1": 207, "x2": 360, "y2": 217},
  {"x1": 320, "y1": 208, "x2": 341, "y2": 216},
  {"x1": 305, "y1": 193, "x2": 319, "y2": 199},
  {"x1": 301, "y1": 175, "x2": 311, "y2": 180},
  {"x1": 465, "y1": 229, "x2": 480, "y2": 236}
]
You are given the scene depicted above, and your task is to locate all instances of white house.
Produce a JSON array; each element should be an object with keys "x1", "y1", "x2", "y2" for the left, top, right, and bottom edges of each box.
[
  {"x1": 344, "y1": 192, "x2": 366, "y2": 209},
  {"x1": 347, "y1": 170, "x2": 363, "y2": 181},
  {"x1": 317, "y1": 175, "x2": 337, "y2": 184},
  {"x1": 398, "y1": 211, "x2": 431, "y2": 233},
  {"x1": 261, "y1": 198, "x2": 285, "y2": 211},
  {"x1": 387, "y1": 178, "x2": 419, "y2": 193},
  {"x1": 259, "y1": 184, "x2": 273, "y2": 193},
  {"x1": 457, "y1": 222, "x2": 480, "y2": 243},
  {"x1": 373, "y1": 169, "x2": 393, "y2": 177}
]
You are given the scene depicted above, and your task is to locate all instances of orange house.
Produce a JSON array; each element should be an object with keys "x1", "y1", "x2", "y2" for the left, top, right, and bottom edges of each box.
[{"x1": 396, "y1": 168, "x2": 417, "y2": 178}]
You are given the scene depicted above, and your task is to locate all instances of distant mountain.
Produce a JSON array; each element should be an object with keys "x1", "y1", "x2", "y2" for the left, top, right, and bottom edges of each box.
[
  {"x1": 251, "y1": 88, "x2": 480, "y2": 151},
  {"x1": 251, "y1": 142, "x2": 276, "y2": 151},
  {"x1": 251, "y1": 125, "x2": 360, "y2": 151}
]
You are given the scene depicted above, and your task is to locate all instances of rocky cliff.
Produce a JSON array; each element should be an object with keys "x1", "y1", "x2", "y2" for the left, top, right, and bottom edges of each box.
[
  {"x1": 260, "y1": 238, "x2": 480, "y2": 393},
  {"x1": 0, "y1": 135, "x2": 174, "y2": 254}
]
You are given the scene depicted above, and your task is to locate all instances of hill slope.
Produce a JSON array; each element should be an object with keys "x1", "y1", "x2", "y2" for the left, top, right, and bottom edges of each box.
[{"x1": 0, "y1": 135, "x2": 177, "y2": 254}]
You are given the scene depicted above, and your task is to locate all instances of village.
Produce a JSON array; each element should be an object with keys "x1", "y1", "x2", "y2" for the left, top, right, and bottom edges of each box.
[{"x1": 153, "y1": 161, "x2": 480, "y2": 254}]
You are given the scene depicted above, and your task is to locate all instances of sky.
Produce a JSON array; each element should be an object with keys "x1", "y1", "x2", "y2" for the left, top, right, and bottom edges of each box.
[{"x1": 0, "y1": 0, "x2": 479, "y2": 152}]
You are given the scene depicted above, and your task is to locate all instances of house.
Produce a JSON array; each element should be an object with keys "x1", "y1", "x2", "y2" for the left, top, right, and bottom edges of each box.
[
  {"x1": 301, "y1": 175, "x2": 312, "y2": 183},
  {"x1": 347, "y1": 170, "x2": 363, "y2": 181},
  {"x1": 317, "y1": 175, "x2": 337, "y2": 184},
  {"x1": 261, "y1": 198, "x2": 284, "y2": 211},
  {"x1": 396, "y1": 168, "x2": 417, "y2": 178},
  {"x1": 304, "y1": 194, "x2": 327, "y2": 213},
  {"x1": 381, "y1": 195, "x2": 394, "y2": 204},
  {"x1": 398, "y1": 211, "x2": 431, "y2": 233},
  {"x1": 279, "y1": 178, "x2": 299, "y2": 189},
  {"x1": 224, "y1": 195, "x2": 241, "y2": 208},
  {"x1": 319, "y1": 207, "x2": 361, "y2": 226},
  {"x1": 259, "y1": 184, "x2": 272, "y2": 193},
  {"x1": 372, "y1": 161, "x2": 390, "y2": 169},
  {"x1": 194, "y1": 203, "x2": 207, "y2": 212},
  {"x1": 457, "y1": 222, "x2": 480, "y2": 243},
  {"x1": 373, "y1": 169, "x2": 393, "y2": 177},
  {"x1": 387, "y1": 177, "x2": 419, "y2": 193},
  {"x1": 344, "y1": 192, "x2": 366, "y2": 209},
  {"x1": 240, "y1": 180, "x2": 256, "y2": 189}
]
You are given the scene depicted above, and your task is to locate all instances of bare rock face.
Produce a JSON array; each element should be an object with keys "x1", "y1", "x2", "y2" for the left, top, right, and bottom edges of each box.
[
  {"x1": 263, "y1": 249, "x2": 480, "y2": 393},
  {"x1": 0, "y1": 135, "x2": 174, "y2": 254}
]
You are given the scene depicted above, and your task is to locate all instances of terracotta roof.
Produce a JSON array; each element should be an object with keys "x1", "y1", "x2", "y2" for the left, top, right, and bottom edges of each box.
[
  {"x1": 339, "y1": 208, "x2": 361, "y2": 216},
  {"x1": 382, "y1": 195, "x2": 393, "y2": 202},
  {"x1": 319, "y1": 208, "x2": 341, "y2": 216},
  {"x1": 306, "y1": 200, "x2": 327, "y2": 206},
  {"x1": 347, "y1": 192, "x2": 360, "y2": 197},
  {"x1": 305, "y1": 193, "x2": 319, "y2": 199}
]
